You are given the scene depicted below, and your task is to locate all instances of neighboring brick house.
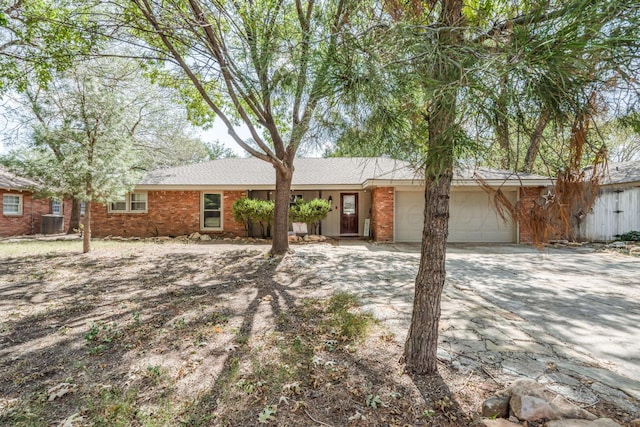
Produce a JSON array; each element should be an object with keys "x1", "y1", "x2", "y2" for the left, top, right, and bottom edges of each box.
[
  {"x1": 90, "y1": 158, "x2": 551, "y2": 243},
  {"x1": 0, "y1": 167, "x2": 75, "y2": 237}
]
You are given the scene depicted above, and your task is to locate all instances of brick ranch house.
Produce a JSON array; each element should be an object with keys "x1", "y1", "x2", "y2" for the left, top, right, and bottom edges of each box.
[
  {"x1": 90, "y1": 157, "x2": 552, "y2": 243},
  {"x1": 0, "y1": 167, "x2": 74, "y2": 237}
]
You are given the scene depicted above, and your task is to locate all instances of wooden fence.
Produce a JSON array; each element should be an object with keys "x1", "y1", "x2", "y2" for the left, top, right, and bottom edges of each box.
[{"x1": 576, "y1": 186, "x2": 640, "y2": 241}]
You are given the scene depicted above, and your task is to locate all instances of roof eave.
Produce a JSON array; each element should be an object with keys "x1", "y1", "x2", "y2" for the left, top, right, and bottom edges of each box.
[
  {"x1": 451, "y1": 179, "x2": 553, "y2": 187},
  {"x1": 601, "y1": 180, "x2": 640, "y2": 187},
  {"x1": 364, "y1": 178, "x2": 553, "y2": 188},
  {"x1": 134, "y1": 183, "x2": 366, "y2": 191},
  {"x1": 0, "y1": 186, "x2": 32, "y2": 192}
]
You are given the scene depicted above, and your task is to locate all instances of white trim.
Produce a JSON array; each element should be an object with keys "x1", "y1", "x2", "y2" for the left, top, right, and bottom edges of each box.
[
  {"x1": 107, "y1": 192, "x2": 148, "y2": 213},
  {"x1": 129, "y1": 192, "x2": 148, "y2": 212},
  {"x1": 201, "y1": 191, "x2": 223, "y2": 231},
  {"x1": 133, "y1": 180, "x2": 552, "y2": 193},
  {"x1": 133, "y1": 184, "x2": 365, "y2": 192},
  {"x1": 393, "y1": 189, "x2": 397, "y2": 242},
  {"x1": 364, "y1": 178, "x2": 553, "y2": 188},
  {"x1": 2, "y1": 193, "x2": 23, "y2": 216}
]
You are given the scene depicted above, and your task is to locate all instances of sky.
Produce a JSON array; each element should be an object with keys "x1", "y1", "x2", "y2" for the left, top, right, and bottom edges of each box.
[
  {"x1": 0, "y1": 114, "x2": 330, "y2": 159},
  {"x1": 0, "y1": 114, "x2": 246, "y2": 157},
  {"x1": 201, "y1": 118, "x2": 248, "y2": 157}
]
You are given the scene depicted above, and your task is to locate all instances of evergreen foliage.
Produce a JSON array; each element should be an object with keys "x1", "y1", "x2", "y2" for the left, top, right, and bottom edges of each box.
[
  {"x1": 232, "y1": 198, "x2": 331, "y2": 237},
  {"x1": 232, "y1": 198, "x2": 274, "y2": 238},
  {"x1": 289, "y1": 198, "x2": 331, "y2": 234}
]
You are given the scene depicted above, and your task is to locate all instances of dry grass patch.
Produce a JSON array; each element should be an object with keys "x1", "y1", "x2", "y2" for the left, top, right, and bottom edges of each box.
[{"x1": 1, "y1": 241, "x2": 484, "y2": 426}]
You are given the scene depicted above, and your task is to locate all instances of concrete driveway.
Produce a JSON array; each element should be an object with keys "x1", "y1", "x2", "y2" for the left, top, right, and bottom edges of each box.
[{"x1": 291, "y1": 242, "x2": 640, "y2": 416}]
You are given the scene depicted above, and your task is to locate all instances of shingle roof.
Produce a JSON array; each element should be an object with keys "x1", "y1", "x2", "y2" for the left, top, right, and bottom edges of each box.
[
  {"x1": 138, "y1": 157, "x2": 550, "y2": 188},
  {"x1": 454, "y1": 166, "x2": 550, "y2": 182},
  {"x1": 140, "y1": 157, "x2": 416, "y2": 186},
  {"x1": 597, "y1": 160, "x2": 640, "y2": 185},
  {"x1": 0, "y1": 167, "x2": 37, "y2": 190}
]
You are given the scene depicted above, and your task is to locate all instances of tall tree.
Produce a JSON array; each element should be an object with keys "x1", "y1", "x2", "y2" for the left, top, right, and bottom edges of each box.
[
  {"x1": 0, "y1": 0, "x2": 100, "y2": 91},
  {"x1": 113, "y1": 0, "x2": 364, "y2": 255},
  {"x1": 2, "y1": 57, "x2": 210, "y2": 251},
  {"x1": 203, "y1": 140, "x2": 238, "y2": 161},
  {"x1": 599, "y1": 115, "x2": 640, "y2": 163},
  {"x1": 334, "y1": 0, "x2": 639, "y2": 373}
]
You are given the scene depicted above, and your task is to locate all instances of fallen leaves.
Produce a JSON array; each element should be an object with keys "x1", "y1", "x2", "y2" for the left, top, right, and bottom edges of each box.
[{"x1": 47, "y1": 382, "x2": 77, "y2": 401}]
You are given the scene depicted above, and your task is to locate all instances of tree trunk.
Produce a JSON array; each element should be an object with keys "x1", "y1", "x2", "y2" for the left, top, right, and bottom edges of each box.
[
  {"x1": 67, "y1": 197, "x2": 81, "y2": 234},
  {"x1": 403, "y1": 168, "x2": 453, "y2": 374},
  {"x1": 523, "y1": 109, "x2": 551, "y2": 173},
  {"x1": 496, "y1": 75, "x2": 511, "y2": 169},
  {"x1": 83, "y1": 200, "x2": 91, "y2": 253},
  {"x1": 403, "y1": 95, "x2": 456, "y2": 375},
  {"x1": 271, "y1": 166, "x2": 293, "y2": 255},
  {"x1": 403, "y1": 0, "x2": 462, "y2": 375}
]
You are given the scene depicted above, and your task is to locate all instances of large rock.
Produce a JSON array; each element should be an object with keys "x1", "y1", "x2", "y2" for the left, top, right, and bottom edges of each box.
[
  {"x1": 545, "y1": 419, "x2": 621, "y2": 427},
  {"x1": 189, "y1": 232, "x2": 201, "y2": 240},
  {"x1": 199, "y1": 234, "x2": 212, "y2": 241},
  {"x1": 548, "y1": 395, "x2": 597, "y2": 421},
  {"x1": 497, "y1": 378, "x2": 547, "y2": 399},
  {"x1": 592, "y1": 420, "x2": 622, "y2": 427},
  {"x1": 482, "y1": 420, "x2": 521, "y2": 427},
  {"x1": 482, "y1": 396, "x2": 510, "y2": 419},
  {"x1": 497, "y1": 378, "x2": 596, "y2": 422},
  {"x1": 510, "y1": 394, "x2": 556, "y2": 421}
]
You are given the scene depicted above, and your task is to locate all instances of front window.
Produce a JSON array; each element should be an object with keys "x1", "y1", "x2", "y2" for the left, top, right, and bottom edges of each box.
[
  {"x1": 342, "y1": 194, "x2": 356, "y2": 214},
  {"x1": 108, "y1": 192, "x2": 147, "y2": 213},
  {"x1": 3, "y1": 194, "x2": 22, "y2": 216},
  {"x1": 130, "y1": 193, "x2": 147, "y2": 211},
  {"x1": 202, "y1": 193, "x2": 222, "y2": 229},
  {"x1": 80, "y1": 201, "x2": 86, "y2": 216},
  {"x1": 110, "y1": 198, "x2": 127, "y2": 212},
  {"x1": 51, "y1": 200, "x2": 62, "y2": 215}
]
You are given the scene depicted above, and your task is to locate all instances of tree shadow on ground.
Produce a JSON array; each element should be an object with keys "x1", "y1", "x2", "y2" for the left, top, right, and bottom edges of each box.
[
  {"x1": 0, "y1": 243, "x2": 476, "y2": 426},
  {"x1": 0, "y1": 246, "x2": 294, "y2": 424}
]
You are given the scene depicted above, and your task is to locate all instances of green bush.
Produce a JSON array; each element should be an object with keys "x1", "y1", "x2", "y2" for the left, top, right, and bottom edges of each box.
[
  {"x1": 232, "y1": 198, "x2": 274, "y2": 238},
  {"x1": 619, "y1": 230, "x2": 640, "y2": 241},
  {"x1": 233, "y1": 197, "x2": 330, "y2": 238},
  {"x1": 289, "y1": 198, "x2": 330, "y2": 234},
  {"x1": 231, "y1": 198, "x2": 253, "y2": 236},
  {"x1": 253, "y1": 199, "x2": 274, "y2": 238}
]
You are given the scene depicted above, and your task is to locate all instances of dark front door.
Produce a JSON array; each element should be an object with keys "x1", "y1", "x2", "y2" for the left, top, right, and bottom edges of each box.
[{"x1": 340, "y1": 193, "x2": 358, "y2": 235}]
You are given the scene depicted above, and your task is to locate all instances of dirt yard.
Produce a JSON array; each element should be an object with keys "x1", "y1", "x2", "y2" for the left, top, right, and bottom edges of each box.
[
  {"x1": 1, "y1": 239, "x2": 632, "y2": 426},
  {"x1": 0, "y1": 239, "x2": 492, "y2": 426}
]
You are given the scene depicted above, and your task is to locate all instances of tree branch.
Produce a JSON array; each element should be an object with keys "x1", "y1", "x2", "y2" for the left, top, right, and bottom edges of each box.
[
  {"x1": 185, "y1": 0, "x2": 280, "y2": 163},
  {"x1": 132, "y1": 0, "x2": 272, "y2": 162}
]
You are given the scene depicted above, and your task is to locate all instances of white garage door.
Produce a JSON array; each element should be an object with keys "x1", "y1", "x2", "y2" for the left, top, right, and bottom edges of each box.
[{"x1": 395, "y1": 190, "x2": 516, "y2": 243}]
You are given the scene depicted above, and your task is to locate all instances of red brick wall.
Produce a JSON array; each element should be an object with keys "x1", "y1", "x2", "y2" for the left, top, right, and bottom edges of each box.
[
  {"x1": 222, "y1": 191, "x2": 247, "y2": 236},
  {"x1": 91, "y1": 190, "x2": 247, "y2": 238},
  {"x1": 371, "y1": 187, "x2": 394, "y2": 242},
  {"x1": 0, "y1": 191, "x2": 51, "y2": 237},
  {"x1": 519, "y1": 187, "x2": 543, "y2": 243}
]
